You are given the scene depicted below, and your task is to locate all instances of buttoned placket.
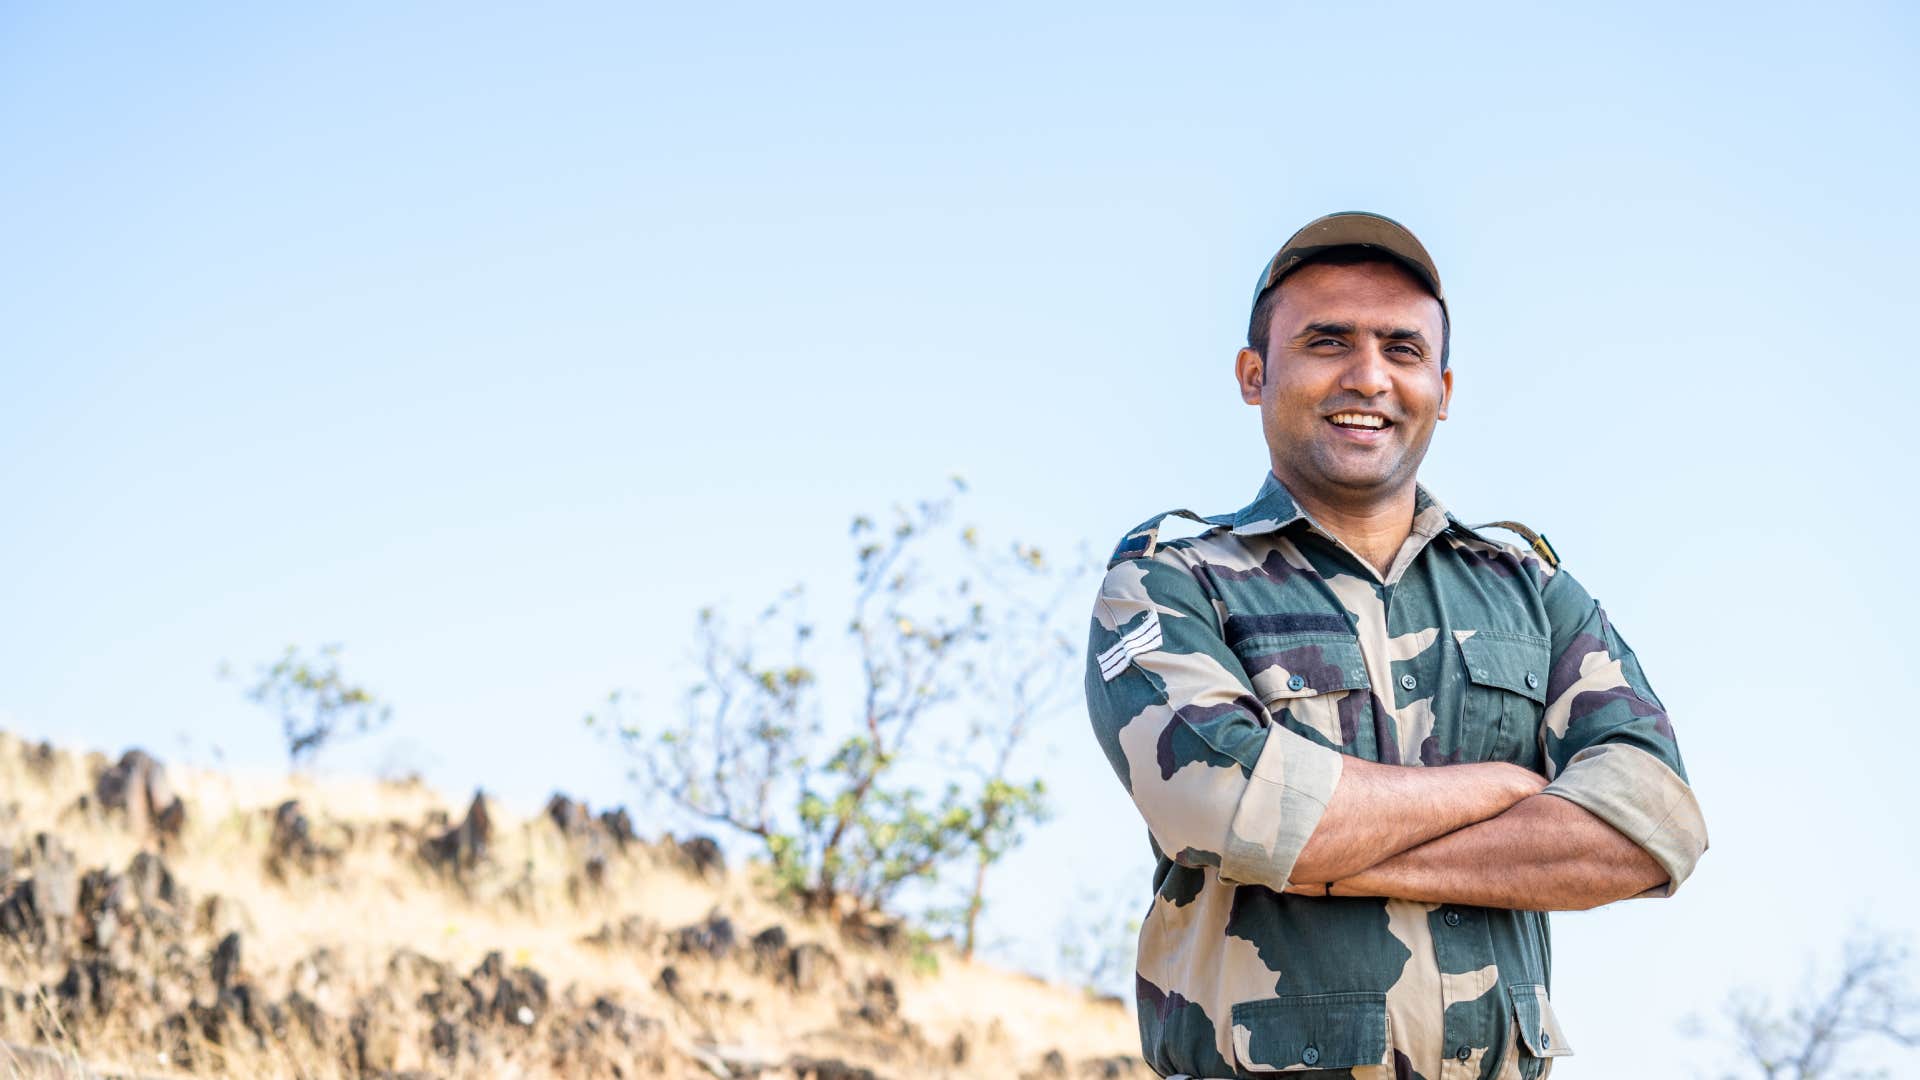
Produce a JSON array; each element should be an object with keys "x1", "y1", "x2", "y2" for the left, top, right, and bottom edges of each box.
[
  {"x1": 1242, "y1": 488, "x2": 1506, "y2": 1076},
  {"x1": 1434, "y1": 902, "x2": 1502, "y2": 1079}
]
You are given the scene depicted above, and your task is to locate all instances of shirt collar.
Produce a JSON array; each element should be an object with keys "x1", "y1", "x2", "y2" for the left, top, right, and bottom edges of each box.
[{"x1": 1224, "y1": 470, "x2": 1463, "y2": 541}]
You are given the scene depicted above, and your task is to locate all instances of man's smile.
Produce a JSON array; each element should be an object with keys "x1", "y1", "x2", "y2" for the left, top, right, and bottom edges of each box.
[{"x1": 1325, "y1": 410, "x2": 1395, "y2": 443}]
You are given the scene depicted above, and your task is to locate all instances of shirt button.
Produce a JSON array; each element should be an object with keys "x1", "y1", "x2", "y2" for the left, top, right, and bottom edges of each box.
[
  {"x1": 1400, "y1": 673, "x2": 1417, "y2": 691},
  {"x1": 1301, "y1": 1045, "x2": 1320, "y2": 1065},
  {"x1": 1457, "y1": 1045, "x2": 1473, "y2": 1061},
  {"x1": 1444, "y1": 910, "x2": 1461, "y2": 927},
  {"x1": 1287, "y1": 674, "x2": 1306, "y2": 691},
  {"x1": 1525, "y1": 672, "x2": 1540, "y2": 689},
  {"x1": 1541, "y1": 1032, "x2": 1552, "y2": 1049}
]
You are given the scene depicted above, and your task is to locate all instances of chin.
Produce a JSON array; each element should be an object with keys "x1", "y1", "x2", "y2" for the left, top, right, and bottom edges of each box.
[
  {"x1": 1326, "y1": 475, "x2": 1402, "y2": 495},
  {"x1": 1308, "y1": 457, "x2": 1402, "y2": 492}
]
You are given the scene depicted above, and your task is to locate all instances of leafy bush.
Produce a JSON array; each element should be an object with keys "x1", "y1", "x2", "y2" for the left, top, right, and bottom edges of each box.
[
  {"x1": 228, "y1": 643, "x2": 391, "y2": 768},
  {"x1": 592, "y1": 478, "x2": 1084, "y2": 955}
]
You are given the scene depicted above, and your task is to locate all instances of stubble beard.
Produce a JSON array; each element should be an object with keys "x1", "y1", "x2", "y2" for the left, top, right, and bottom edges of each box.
[{"x1": 1275, "y1": 422, "x2": 1432, "y2": 510}]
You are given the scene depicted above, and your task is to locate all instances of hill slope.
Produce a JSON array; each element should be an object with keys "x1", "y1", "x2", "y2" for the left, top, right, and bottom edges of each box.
[{"x1": 0, "y1": 733, "x2": 1141, "y2": 1079}]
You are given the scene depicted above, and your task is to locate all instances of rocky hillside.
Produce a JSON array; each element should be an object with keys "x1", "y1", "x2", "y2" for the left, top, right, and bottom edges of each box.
[{"x1": 0, "y1": 733, "x2": 1141, "y2": 1079}]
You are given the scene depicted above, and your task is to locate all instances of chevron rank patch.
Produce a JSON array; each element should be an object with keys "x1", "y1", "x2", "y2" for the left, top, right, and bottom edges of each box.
[{"x1": 1097, "y1": 607, "x2": 1162, "y2": 682}]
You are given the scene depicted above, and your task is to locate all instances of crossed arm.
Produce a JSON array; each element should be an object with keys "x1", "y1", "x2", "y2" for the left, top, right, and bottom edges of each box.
[
  {"x1": 1085, "y1": 552, "x2": 1703, "y2": 913},
  {"x1": 1283, "y1": 758, "x2": 1668, "y2": 911}
]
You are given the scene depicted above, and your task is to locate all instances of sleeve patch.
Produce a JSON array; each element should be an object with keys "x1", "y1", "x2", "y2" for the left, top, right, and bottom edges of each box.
[{"x1": 1098, "y1": 608, "x2": 1163, "y2": 682}]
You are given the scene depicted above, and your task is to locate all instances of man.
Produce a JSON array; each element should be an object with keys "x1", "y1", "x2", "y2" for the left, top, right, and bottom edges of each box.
[{"x1": 1082, "y1": 211, "x2": 1706, "y2": 1080}]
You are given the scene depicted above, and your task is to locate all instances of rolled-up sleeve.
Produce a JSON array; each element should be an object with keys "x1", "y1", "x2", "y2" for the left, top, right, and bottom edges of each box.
[
  {"x1": 1536, "y1": 568, "x2": 1707, "y2": 896},
  {"x1": 1083, "y1": 549, "x2": 1346, "y2": 891}
]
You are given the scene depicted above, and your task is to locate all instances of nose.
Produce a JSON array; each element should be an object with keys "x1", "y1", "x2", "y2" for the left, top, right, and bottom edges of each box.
[{"x1": 1340, "y1": 341, "x2": 1393, "y2": 398}]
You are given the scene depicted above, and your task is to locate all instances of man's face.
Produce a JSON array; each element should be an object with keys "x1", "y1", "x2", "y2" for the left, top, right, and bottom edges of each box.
[{"x1": 1235, "y1": 259, "x2": 1452, "y2": 507}]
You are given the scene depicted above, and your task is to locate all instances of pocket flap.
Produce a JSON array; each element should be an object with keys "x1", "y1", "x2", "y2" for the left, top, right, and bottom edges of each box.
[
  {"x1": 1227, "y1": 626, "x2": 1372, "y2": 704},
  {"x1": 1230, "y1": 991, "x2": 1390, "y2": 1072},
  {"x1": 1459, "y1": 631, "x2": 1551, "y2": 704},
  {"x1": 1509, "y1": 983, "x2": 1573, "y2": 1058}
]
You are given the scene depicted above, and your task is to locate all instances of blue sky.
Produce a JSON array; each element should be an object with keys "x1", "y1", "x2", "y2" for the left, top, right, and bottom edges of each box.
[{"x1": 4, "y1": 3, "x2": 1917, "y2": 1074}]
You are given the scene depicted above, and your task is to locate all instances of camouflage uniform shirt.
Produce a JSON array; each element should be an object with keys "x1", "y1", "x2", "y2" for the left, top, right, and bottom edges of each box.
[{"x1": 1082, "y1": 471, "x2": 1707, "y2": 1080}]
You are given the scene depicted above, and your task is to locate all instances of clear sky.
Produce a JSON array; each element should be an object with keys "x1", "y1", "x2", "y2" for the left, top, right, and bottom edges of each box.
[{"x1": 4, "y1": 3, "x2": 1918, "y2": 1075}]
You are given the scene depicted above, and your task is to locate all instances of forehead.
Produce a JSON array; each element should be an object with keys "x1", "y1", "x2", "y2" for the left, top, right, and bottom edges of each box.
[{"x1": 1269, "y1": 260, "x2": 1444, "y2": 334}]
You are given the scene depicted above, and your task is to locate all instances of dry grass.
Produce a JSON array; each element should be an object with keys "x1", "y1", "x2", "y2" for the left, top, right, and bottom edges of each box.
[{"x1": 0, "y1": 733, "x2": 1138, "y2": 1078}]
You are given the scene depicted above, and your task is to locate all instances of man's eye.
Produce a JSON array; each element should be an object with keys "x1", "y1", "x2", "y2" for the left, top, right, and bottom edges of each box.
[{"x1": 1310, "y1": 338, "x2": 1343, "y2": 348}]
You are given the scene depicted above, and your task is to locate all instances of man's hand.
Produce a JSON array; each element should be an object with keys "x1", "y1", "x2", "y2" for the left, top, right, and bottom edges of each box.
[
  {"x1": 1286, "y1": 759, "x2": 1546, "y2": 885},
  {"x1": 1296, "y1": 792, "x2": 1668, "y2": 910}
]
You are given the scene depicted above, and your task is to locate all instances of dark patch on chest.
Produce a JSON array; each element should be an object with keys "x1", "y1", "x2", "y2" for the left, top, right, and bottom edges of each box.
[
  {"x1": 1200, "y1": 546, "x2": 1319, "y2": 588},
  {"x1": 1225, "y1": 612, "x2": 1352, "y2": 648},
  {"x1": 1367, "y1": 690, "x2": 1401, "y2": 765},
  {"x1": 1419, "y1": 734, "x2": 1466, "y2": 766}
]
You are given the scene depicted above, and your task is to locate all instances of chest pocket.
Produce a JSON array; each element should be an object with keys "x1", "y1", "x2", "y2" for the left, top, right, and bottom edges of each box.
[
  {"x1": 1228, "y1": 620, "x2": 1372, "y2": 753},
  {"x1": 1458, "y1": 630, "x2": 1551, "y2": 766}
]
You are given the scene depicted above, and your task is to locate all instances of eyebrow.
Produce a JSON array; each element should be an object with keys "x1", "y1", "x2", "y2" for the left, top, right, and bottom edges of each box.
[
  {"x1": 1299, "y1": 321, "x2": 1355, "y2": 337},
  {"x1": 1297, "y1": 321, "x2": 1431, "y2": 349}
]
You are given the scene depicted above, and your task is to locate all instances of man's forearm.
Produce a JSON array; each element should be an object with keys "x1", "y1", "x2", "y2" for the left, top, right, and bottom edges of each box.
[
  {"x1": 1321, "y1": 792, "x2": 1667, "y2": 910},
  {"x1": 1288, "y1": 758, "x2": 1545, "y2": 884}
]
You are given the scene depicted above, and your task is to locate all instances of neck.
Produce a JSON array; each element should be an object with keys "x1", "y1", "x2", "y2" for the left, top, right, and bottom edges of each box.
[{"x1": 1274, "y1": 471, "x2": 1418, "y2": 578}]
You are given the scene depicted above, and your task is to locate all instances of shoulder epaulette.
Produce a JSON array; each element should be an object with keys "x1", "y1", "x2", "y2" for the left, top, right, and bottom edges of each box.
[
  {"x1": 1107, "y1": 509, "x2": 1228, "y2": 569},
  {"x1": 1464, "y1": 519, "x2": 1561, "y2": 569}
]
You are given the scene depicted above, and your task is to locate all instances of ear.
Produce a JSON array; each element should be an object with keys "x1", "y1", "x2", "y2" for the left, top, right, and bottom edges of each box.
[
  {"x1": 1235, "y1": 347, "x2": 1265, "y2": 405},
  {"x1": 1436, "y1": 365, "x2": 1453, "y2": 421}
]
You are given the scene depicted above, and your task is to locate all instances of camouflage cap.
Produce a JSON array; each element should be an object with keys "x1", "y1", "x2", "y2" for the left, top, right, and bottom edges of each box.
[{"x1": 1251, "y1": 210, "x2": 1447, "y2": 316}]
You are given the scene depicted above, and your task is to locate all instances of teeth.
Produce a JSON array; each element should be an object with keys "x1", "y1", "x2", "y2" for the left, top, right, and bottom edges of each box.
[{"x1": 1330, "y1": 413, "x2": 1386, "y2": 429}]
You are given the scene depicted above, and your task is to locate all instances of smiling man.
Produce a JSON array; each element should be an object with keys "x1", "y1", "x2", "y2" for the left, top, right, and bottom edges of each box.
[{"x1": 1083, "y1": 212, "x2": 1706, "y2": 1079}]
